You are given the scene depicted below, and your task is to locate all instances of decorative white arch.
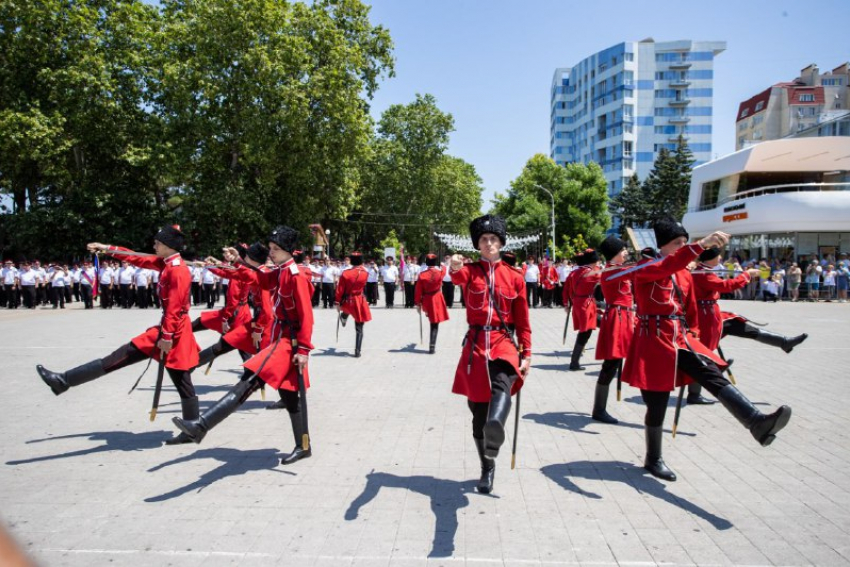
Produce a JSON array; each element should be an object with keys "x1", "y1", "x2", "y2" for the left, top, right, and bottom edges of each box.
[{"x1": 433, "y1": 232, "x2": 541, "y2": 253}]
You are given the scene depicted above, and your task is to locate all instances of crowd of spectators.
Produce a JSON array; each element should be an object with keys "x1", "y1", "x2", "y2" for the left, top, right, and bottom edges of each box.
[{"x1": 719, "y1": 252, "x2": 849, "y2": 303}]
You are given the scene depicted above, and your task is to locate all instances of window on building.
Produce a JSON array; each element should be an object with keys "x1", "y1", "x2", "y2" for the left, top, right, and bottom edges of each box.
[
  {"x1": 752, "y1": 115, "x2": 764, "y2": 126},
  {"x1": 623, "y1": 141, "x2": 633, "y2": 157},
  {"x1": 741, "y1": 108, "x2": 750, "y2": 118},
  {"x1": 755, "y1": 101, "x2": 765, "y2": 111},
  {"x1": 700, "y1": 180, "x2": 721, "y2": 209},
  {"x1": 799, "y1": 93, "x2": 815, "y2": 102}
]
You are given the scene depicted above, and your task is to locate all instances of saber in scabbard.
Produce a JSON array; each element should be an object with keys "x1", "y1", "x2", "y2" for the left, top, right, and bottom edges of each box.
[
  {"x1": 419, "y1": 308, "x2": 423, "y2": 344},
  {"x1": 510, "y1": 392, "x2": 521, "y2": 469},
  {"x1": 605, "y1": 256, "x2": 663, "y2": 281},
  {"x1": 204, "y1": 359, "x2": 215, "y2": 375},
  {"x1": 717, "y1": 345, "x2": 737, "y2": 385},
  {"x1": 671, "y1": 384, "x2": 685, "y2": 437},
  {"x1": 616, "y1": 359, "x2": 623, "y2": 402},
  {"x1": 293, "y1": 339, "x2": 310, "y2": 451},
  {"x1": 149, "y1": 349, "x2": 167, "y2": 421},
  {"x1": 335, "y1": 312, "x2": 341, "y2": 344},
  {"x1": 562, "y1": 304, "x2": 571, "y2": 345}
]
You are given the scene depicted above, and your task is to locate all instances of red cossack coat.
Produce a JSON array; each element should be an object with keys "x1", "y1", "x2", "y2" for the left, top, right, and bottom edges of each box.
[
  {"x1": 451, "y1": 259, "x2": 531, "y2": 403},
  {"x1": 621, "y1": 244, "x2": 728, "y2": 392},
  {"x1": 108, "y1": 247, "x2": 200, "y2": 371},
  {"x1": 692, "y1": 264, "x2": 751, "y2": 351},
  {"x1": 540, "y1": 265, "x2": 558, "y2": 290},
  {"x1": 212, "y1": 265, "x2": 274, "y2": 354},
  {"x1": 563, "y1": 265, "x2": 600, "y2": 332},
  {"x1": 595, "y1": 263, "x2": 635, "y2": 361},
  {"x1": 243, "y1": 259, "x2": 314, "y2": 391},
  {"x1": 335, "y1": 265, "x2": 372, "y2": 323},
  {"x1": 415, "y1": 266, "x2": 449, "y2": 324},
  {"x1": 199, "y1": 266, "x2": 252, "y2": 333}
]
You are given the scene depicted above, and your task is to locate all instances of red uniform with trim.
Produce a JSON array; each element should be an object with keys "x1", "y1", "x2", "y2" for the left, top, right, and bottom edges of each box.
[
  {"x1": 415, "y1": 266, "x2": 449, "y2": 324},
  {"x1": 335, "y1": 265, "x2": 371, "y2": 323},
  {"x1": 211, "y1": 265, "x2": 274, "y2": 354},
  {"x1": 621, "y1": 244, "x2": 728, "y2": 392},
  {"x1": 108, "y1": 247, "x2": 200, "y2": 371},
  {"x1": 563, "y1": 265, "x2": 600, "y2": 331},
  {"x1": 595, "y1": 263, "x2": 635, "y2": 360},
  {"x1": 243, "y1": 259, "x2": 314, "y2": 391},
  {"x1": 540, "y1": 264, "x2": 558, "y2": 291},
  {"x1": 692, "y1": 264, "x2": 752, "y2": 351},
  {"x1": 450, "y1": 259, "x2": 531, "y2": 402},
  {"x1": 199, "y1": 266, "x2": 252, "y2": 333}
]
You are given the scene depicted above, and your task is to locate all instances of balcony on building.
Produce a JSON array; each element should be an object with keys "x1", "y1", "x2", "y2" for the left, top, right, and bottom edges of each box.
[
  {"x1": 669, "y1": 116, "x2": 690, "y2": 124},
  {"x1": 669, "y1": 60, "x2": 692, "y2": 69},
  {"x1": 668, "y1": 135, "x2": 689, "y2": 143},
  {"x1": 669, "y1": 98, "x2": 691, "y2": 106},
  {"x1": 669, "y1": 79, "x2": 691, "y2": 88}
]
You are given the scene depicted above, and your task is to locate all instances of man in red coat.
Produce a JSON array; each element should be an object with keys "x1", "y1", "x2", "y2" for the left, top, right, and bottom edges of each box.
[
  {"x1": 335, "y1": 251, "x2": 371, "y2": 357},
  {"x1": 562, "y1": 249, "x2": 601, "y2": 371},
  {"x1": 621, "y1": 217, "x2": 792, "y2": 482},
  {"x1": 449, "y1": 214, "x2": 531, "y2": 495},
  {"x1": 37, "y1": 225, "x2": 201, "y2": 445},
  {"x1": 592, "y1": 235, "x2": 634, "y2": 424},
  {"x1": 415, "y1": 253, "x2": 450, "y2": 353},
  {"x1": 173, "y1": 225, "x2": 315, "y2": 465}
]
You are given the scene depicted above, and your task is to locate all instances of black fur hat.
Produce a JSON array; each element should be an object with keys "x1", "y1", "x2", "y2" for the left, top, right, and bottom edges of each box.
[
  {"x1": 155, "y1": 224, "x2": 185, "y2": 251},
  {"x1": 699, "y1": 247, "x2": 721, "y2": 262},
  {"x1": 268, "y1": 225, "x2": 298, "y2": 253},
  {"x1": 599, "y1": 236, "x2": 626, "y2": 261},
  {"x1": 292, "y1": 249, "x2": 306, "y2": 263},
  {"x1": 501, "y1": 252, "x2": 517, "y2": 266},
  {"x1": 576, "y1": 248, "x2": 598, "y2": 266},
  {"x1": 425, "y1": 253, "x2": 438, "y2": 267},
  {"x1": 350, "y1": 252, "x2": 363, "y2": 266},
  {"x1": 234, "y1": 242, "x2": 249, "y2": 260},
  {"x1": 653, "y1": 216, "x2": 689, "y2": 247},
  {"x1": 247, "y1": 242, "x2": 269, "y2": 264},
  {"x1": 469, "y1": 214, "x2": 507, "y2": 249}
]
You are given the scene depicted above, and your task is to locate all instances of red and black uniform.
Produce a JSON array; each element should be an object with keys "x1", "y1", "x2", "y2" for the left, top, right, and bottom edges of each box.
[
  {"x1": 562, "y1": 253, "x2": 601, "y2": 370},
  {"x1": 196, "y1": 266, "x2": 252, "y2": 335},
  {"x1": 540, "y1": 263, "x2": 558, "y2": 307},
  {"x1": 692, "y1": 265, "x2": 751, "y2": 351},
  {"x1": 336, "y1": 262, "x2": 371, "y2": 357},
  {"x1": 415, "y1": 258, "x2": 450, "y2": 353}
]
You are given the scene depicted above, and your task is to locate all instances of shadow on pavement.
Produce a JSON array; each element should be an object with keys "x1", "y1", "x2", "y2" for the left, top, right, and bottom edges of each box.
[
  {"x1": 6, "y1": 430, "x2": 172, "y2": 465},
  {"x1": 541, "y1": 460, "x2": 733, "y2": 530},
  {"x1": 523, "y1": 411, "x2": 695, "y2": 437},
  {"x1": 145, "y1": 447, "x2": 295, "y2": 502},
  {"x1": 345, "y1": 471, "x2": 482, "y2": 557},
  {"x1": 387, "y1": 343, "x2": 429, "y2": 354},
  {"x1": 312, "y1": 347, "x2": 353, "y2": 357}
]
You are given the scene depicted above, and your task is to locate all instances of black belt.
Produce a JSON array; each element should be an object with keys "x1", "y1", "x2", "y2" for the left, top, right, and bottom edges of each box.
[
  {"x1": 469, "y1": 324, "x2": 515, "y2": 332},
  {"x1": 607, "y1": 305, "x2": 635, "y2": 312},
  {"x1": 465, "y1": 324, "x2": 515, "y2": 373},
  {"x1": 697, "y1": 300, "x2": 717, "y2": 306},
  {"x1": 274, "y1": 318, "x2": 301, "y2": 330},
  {"x1": 637, "y1": 314, "x2": 684, "y2": 321}
]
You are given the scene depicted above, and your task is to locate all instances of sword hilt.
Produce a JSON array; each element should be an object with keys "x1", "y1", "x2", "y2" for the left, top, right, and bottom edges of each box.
[
  {"x1": 671, "y1": 423, "x2": 677, "y2": 438},
  {"x1": 204, "y1": 360, "x2": 214, "y2": 375},
  {"x1": 301, "y1": 433, "x2": 310, "y2": 451},
  {"x1": 149, "y1": 408, "x2": 157, "y2": 422}
]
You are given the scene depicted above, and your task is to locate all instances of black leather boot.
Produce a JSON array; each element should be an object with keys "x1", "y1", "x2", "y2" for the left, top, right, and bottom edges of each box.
[
  {"x1": 429, "y1": 323, "x2": 438, "y2": 354},
  {"x1": 165, "y1": 396, "x2": 200, "y2": 445},
  {"x1": 755, "y1": 329, "x2": 808, "y2": 353},
  {"x1": 172, "y1": 379, "x2": 256, "y2": 443},
  {"x1": 354, "y1": 323, "x2": 363, "y2": 358},
  {"x1": 483, "y1": 390, "x2": 511, "y2": 458},
  {"x1": 195, "y1": 344, "x2": 219, "y2": 370},
  {"x1": 644, "y1": 425, "x2": 676, "y2": 481},
  {"x1": 717, "y1": 385, "x2": 792, "y2": 447},
  {"x1": 473, "y1": 437, "x2": 495, "y2": 494},
  {"x1": 340, "y1": 312, "x2": 348, "y2": 327},
  {"x1": 37, "y1": 360, "x2": 105, "y2": 396},
  {"x1": 281, "y1": 408, "x2": 312, "y2": 465},
  {"x1": 266, "y1": 389, "x2": 286, "y2": 410},
  {"x1": 686, "y1": 383, "x2": 715, "y2": 405},
  {"x1": 591, "y1": 383, "x2": 618, "y2": 424},
  {"x1": 569, "y1": 336, "x2": 586, "y2": 371}
]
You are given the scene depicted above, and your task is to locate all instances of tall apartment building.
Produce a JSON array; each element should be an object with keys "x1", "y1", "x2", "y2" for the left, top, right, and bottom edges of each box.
[
  {"x1": 550, "y1": 39, "x2": 726, "y2": 203},
  {"x1": 736, "y1": 63, "x2": 850, "y2": 150}
]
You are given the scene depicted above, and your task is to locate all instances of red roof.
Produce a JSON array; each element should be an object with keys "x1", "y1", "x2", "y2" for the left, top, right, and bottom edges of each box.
[
  {"x1": 787, "y1": 85, "x2": 824, "y2": 105},
  {"x1": 737, "y1": 87, "x2": 771, "y2": 121}
]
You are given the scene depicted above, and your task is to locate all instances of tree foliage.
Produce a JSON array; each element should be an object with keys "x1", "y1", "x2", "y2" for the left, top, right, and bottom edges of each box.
[{"x1": 492, "y1": 154, "x2": 610, "y2": 256}]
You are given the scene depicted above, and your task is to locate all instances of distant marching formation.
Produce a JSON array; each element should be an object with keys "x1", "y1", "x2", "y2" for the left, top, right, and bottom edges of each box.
[{"x1": 35, "y1": 214, "x2": 808, "y2": 495}]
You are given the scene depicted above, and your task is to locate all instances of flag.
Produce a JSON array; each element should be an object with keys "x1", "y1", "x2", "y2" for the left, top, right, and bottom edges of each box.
[
  {"x1": 93, "y1": 254, "x2": 100, "y2": 299},
  {"x1": 399, "y1": 244, "x2": 405, "y2": 286}
]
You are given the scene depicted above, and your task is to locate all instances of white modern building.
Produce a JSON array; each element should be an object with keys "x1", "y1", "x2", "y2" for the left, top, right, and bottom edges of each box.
[
  {"x1": 550, "y1": 39, "x2": 726, "y2": 204},
  {"x1": 682, "y1": 137, "x2": 850, "y2": 261}
]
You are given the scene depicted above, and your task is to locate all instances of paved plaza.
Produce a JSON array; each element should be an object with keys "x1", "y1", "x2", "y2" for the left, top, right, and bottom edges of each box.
[{"x1": 1, "y1": 299, "x2": 848, "y2": 566}]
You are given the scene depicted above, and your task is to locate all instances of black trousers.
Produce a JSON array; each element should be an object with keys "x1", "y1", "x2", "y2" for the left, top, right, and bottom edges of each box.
[
  {"x1": 598, "y1": 358, "x2": 621, "y2": 385},
  {"x1": 322, "y1": 282, "x2": 335, "y2": 308},
  {"x1": 120, "y1": 284, "x2": 133, "y2": 308},
  {"x1": 51, "y1": 286, "x2": 65, "y2": 308},
  {"x1": 366, "y1": 282, "x2": 378, "y2": 305},
  {"x1": 72, "y1": 282, "x2": 81, "y2": 302},
  {"x1": 442, "y1": 281, "x2": 454, "y2": 307},
  {"x1": 4, "y1": 284, "x2": 19, "y2": 308},
  {"x1": 467, "y1": 359, "x2": 517, "y2": 439},
  {"x1": 99, "y1": 286, "x2": 112, "y2": 308},
  {"x1": 102, "y1": 343, "x2": 196, "y2": 399},
  {"x1": 64, "y1": 287, "x2": 72, "y2": 303},
  {"x1": 541, "y1": 287, "x2": 552, "y2": 307},
  {"x1": 554, "y1": 284, "x2": 564, "y2": 306},
  {"x1": 21, "y1": 286, "x2": 36, "y2": 308},
  {"x1": 311, "y1": 283, "x2": 321, "y2": 307},
  {"x1": 640, "y1": 349, "x2": 730, "y2": 427},
  {"x1": 723, "y1": 319, "x2": 760, "y2": 340},
  {"x1": 526, "y1": 282, "x2": 539, "y2": 308},
  {"x1": 81, "y1": 285, "x2": 93, "y2": 308},
  {"x1": 136, "y1": 286, "x2": 149, "y2": 309},
  {"x1": 191, "y1": 282, "x2": 201, "y2": 305},
  {"x1": 404, "y1": 282, "x2": 415, "y2": 307},
  {"x1": 204, "y1": 283, "x2": 215, "y2": 308},
  {"x1": 383, "y1": 283, "x2": 396, "y2": 307},
  {"x1": 36, "y1": 285, "x2": 48, "y2": 305}
]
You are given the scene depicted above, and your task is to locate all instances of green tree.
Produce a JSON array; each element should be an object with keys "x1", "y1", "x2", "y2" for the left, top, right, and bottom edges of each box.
[
  {"x1": 610, "y1": 173, "x2": 652, "y2": 237},
  {"x1": 643, "y1": 135, "x2": 695, "y2": 221},
  {"x1": 492, "y1": 154, "x2": 610, "y2": 256},
  {"x1": 352, "y1": 94, "x2": 483, "y2": 255}
]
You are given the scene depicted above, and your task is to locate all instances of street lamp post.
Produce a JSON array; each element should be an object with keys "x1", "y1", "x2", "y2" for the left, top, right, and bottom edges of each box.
[{"x1": 534, "y1": 184, "x2": 556, "y2": 260}]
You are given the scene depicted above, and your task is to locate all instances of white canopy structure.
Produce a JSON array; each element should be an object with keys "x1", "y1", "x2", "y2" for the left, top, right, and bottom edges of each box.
[{"x1": 433, "y1": 232, "x2": 541, "y2": 253}]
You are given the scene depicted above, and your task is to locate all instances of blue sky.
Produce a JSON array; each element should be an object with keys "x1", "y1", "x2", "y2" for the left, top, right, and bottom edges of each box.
[{"x1": 364, "y1": 0, "x2": 849, "y2": 208}]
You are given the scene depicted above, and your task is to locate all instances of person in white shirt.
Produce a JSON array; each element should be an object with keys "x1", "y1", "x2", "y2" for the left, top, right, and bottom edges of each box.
[
  {"x1": 98, "y1": 260, "x2": 115, "y2": 308},
  {"x1": 134, "y1": 267, "x2": 151, "y2": 309},
  {"x1": 2, "y1": 260, "x2": 19, "y2": 309},
  {"x1": 402, "y1": 257, "x2": 420, "y2": 308},
  {"x1": 117, "y1": 260, "x2": 135, "y2": 308},
  {"x1": 18, "y1": 261, "x2": 38, "y2": 309},
  {"x1": 32, "y1": 260, "x2": 48, "y2": 306},
  {"x1": 366, "y1": 259, "x2": 380, "y2": 305},
  {"x1": 524, "y1": 255, "x2": 541, "y2": 308},
  {"x1": 320, "y1": 258, "x2": 340, "y2": 308},
  {"x1": 150, "y1": 267, "x2": 161, "y2": 308},
  {"x1": 202, "y1": 265, "x2": 218, "y2": 308},
  {"x1": 380, "y1": 256, "x2": 400, "y2": 308},
  {"x1": 191, "y1": 264, "x2": 202, "y2": 305},
  {"x1": 49, "y1": 264, "x2": 68, "y2": 309},
  {"x1": 310, "y1": 258, "x2": 323, "y2": 307},
  {"x1": 69, "y1": 264, "x2": 81, "y2": 303},
  {"x1": 341, "y1": 256, "x2": 353, "y2": 272},
  {"x1": 79, "y1": 259, "x2": 96, "y2": 309},
  {"x1": 441, "y1": 255, "x2": 456, "y2": 308},
  {"x1": 555, "y1": 258, "x2": 571, "y2": 307}
]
